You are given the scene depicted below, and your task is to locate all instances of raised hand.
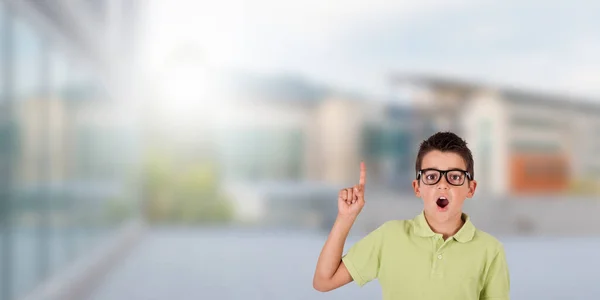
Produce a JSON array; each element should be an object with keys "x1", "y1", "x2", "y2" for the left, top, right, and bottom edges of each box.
[{"x1": 337, "y1": 162, "x2": 366, "y2": 219}]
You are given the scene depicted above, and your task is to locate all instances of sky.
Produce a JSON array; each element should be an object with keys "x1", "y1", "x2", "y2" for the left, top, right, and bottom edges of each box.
[{"x1": 138, "y1": 0, "x2": 600, "y2": 100}]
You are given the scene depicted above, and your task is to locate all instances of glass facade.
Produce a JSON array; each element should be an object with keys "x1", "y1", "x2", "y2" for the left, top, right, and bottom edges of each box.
[
  {"x1": 0, "y1": 2, "x2": 140, "y2": 300},
  {"x1": 219, "y1": 127, "x2": 305, "y2": 181},
  {"x1": 12, "y1": 14, "x2": 44, "y2": 299},
  {"x1": 363, "y1": 122, "x2": 413, "y2": 188},
  {"x1": 0, "y1": 2, "x2": 8, "y2": 297}
]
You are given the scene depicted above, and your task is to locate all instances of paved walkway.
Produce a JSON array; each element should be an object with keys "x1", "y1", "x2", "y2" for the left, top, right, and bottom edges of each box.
[{"x1": 88, "y1": 227, "x2": 600, "y2": 300}]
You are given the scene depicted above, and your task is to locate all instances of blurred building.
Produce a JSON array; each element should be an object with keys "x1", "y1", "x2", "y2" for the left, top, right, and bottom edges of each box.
[
  {"x1": 306, "y1": 96, "x2": 365, "y2": 185},
  {"x1": 216, "y1": 73, "x2": 420, "y2": 189},
  {"x1": 216, "y1": 74, "x2": 324, "y2": 182},
  {"x1": 224, "y1": 180, "x2": 338, "y2": 230},
  {"x1": 0, "y1": 1, "x2": 146, "y2": 300},
  {"x1": 217, "y1": 73, "x2": 422, "y2": 226},
  {"x1": 307, "y1": 96, "x2": 417, "y2": 191},
  {"x1": 393, "y1": 75, "x2": 600, "y2": 197}
]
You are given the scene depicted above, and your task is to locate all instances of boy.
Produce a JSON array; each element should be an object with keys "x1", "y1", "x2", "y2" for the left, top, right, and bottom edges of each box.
[{"x1": 313, "y1": 131, "x2": 510, "y2": 299}]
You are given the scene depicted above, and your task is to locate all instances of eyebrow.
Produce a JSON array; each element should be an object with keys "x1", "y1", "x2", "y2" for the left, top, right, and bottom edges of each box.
[{"x1": 421, "y1": 167, "x2": 466, "y2": 171}]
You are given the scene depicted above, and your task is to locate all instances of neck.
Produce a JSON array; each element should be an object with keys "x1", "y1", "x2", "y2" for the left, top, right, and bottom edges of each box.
[{"x1": 425, "y1": 212, "x2": 464, "y2": 240}]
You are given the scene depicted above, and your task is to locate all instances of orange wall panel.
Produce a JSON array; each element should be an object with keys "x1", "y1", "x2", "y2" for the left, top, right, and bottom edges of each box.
[{"x1": 509, "y1": 153, "x2": 570, "y2": 194}]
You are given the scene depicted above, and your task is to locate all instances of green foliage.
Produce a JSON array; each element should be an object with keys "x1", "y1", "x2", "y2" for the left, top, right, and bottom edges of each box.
[
  {"x1": 141, "y1": 151, "x2": 233, "y2": 224},
  {"x1": 105, "y1": 197, "x2": 134, "y2": 223},
  {"x1": 569, "y1": 179, "x2": 600, "y2": 196}
]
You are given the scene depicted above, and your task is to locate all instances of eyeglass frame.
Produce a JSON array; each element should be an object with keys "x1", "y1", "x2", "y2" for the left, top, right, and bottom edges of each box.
[{"x1": 416, "y1": 168, "x2": 473, "y2": 186}]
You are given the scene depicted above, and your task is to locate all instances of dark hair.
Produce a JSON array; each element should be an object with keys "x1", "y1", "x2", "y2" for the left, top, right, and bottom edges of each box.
[{"x1": 415, "y1": 131, "x2": 474, "y2": 179}]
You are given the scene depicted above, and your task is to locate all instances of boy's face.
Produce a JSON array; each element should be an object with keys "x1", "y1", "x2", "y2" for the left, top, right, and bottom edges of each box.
[{"x1": 412, "y1": 150, "x2": 477, "y2": 223}]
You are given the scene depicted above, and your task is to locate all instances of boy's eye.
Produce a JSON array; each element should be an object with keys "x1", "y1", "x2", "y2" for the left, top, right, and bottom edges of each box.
[{"x1": 425, "y1": 174, "x2": 438, "y2": 180}]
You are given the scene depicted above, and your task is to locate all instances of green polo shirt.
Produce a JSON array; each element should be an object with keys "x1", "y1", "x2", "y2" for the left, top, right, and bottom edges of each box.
[{"x1": 342, "y1": 211, "x2": 510, "y2": 300}]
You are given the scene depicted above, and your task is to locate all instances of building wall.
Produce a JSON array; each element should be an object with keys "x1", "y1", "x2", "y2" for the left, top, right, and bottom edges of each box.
[
  {"x1": 308, "y1": 97, "x2": 364, "y2": 185},
  {"x1": 363, "y1": 106, "x2": 416, "y2": 190},
  {"x1": 306, "y1": 98, "x2": 417, "y2": 189},
  {"x1": 461, "y1": 91, "x2": 510, "y2": 197},
  {"x1": 569, "y1": 111, "x2": 600, "y2": 191},
  {"x1": 400, "y1": 79, "x2": 600, "y2": 197},
  {"x1": 16, "y1": 98, "x2": 70, "y2": 184},
  {"x1": 508, "y1": 153, "x2": 570, "y2": 194},
  {"x1": 505, "y1": 100, "x2": 569, "y2": 153},
  {"x1": 504, "y1": 99, "x2": 599, "y2": 194}
]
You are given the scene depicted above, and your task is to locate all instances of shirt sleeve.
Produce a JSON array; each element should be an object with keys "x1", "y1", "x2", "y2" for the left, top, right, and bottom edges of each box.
[
  {"x1": 341, "y1": 222, "x2": 386, "y2": 287},
  {"x1": 480, "y1": 245, "x2": 511, "y2": 300}
]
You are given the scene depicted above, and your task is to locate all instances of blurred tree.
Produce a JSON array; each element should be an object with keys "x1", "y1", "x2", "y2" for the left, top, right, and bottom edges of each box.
[
  {"x1": 142, "y1": 151, "x2": 175, "y2": 222},
  {"x1": 105, "y1": 197, "x2": 134, "y2": 224},
  {"x1": 173, "y1": 161, "x2": 233, "y2": 224},
  {"x1": 141, "y1": 149, "x2": 233, "y2": 224}
]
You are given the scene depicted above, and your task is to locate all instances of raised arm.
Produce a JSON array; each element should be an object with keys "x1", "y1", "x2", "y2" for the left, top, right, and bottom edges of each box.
[{"x1": 313, "y1": 162, "x2": 366, "y2": 292}]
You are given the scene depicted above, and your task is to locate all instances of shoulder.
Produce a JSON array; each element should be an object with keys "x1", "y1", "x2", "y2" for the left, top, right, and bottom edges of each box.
[
  {"x1": 367, "y1": 219, "x2": 415, "y2": 238},
  {"x1": 473, "y1": 229, "x2": 507, "y2": 258},
  {"x1": 381, "y1": 218, "x2": 413, "y2": 231},
  {"x1": 474, "y1": 229, "x2": 505, "y2": 248}
]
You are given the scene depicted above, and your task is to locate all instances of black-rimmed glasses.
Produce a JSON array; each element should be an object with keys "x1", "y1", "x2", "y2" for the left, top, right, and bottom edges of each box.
[{"x1": 417, "y1": 168, "x2": 472, "y2": 186}]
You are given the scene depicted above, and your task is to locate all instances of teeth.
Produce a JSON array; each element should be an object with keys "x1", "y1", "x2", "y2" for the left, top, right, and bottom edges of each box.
[{"x1": 439, "y1": 197, "x2": 447, "y2": 200}]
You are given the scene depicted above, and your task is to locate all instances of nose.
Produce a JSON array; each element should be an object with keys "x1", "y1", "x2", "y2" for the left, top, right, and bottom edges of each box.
[{"x1": 437, "y1": 176, "x2": 449, "y2": 189}]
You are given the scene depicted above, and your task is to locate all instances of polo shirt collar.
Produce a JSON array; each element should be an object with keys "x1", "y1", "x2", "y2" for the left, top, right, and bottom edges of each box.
[
  {"x1": 413, "y1": 211, "x2": 476, "y2": 243},
  {"x1": 413, "y1": 211, "x2": 436, "y2": 237}
]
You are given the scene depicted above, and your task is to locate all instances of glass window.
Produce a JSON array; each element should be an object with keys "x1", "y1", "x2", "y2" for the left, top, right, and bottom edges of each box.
[
  {"x1": 63, "y1": 57, "x2": 123, "y2": 259},
  {"x1": 511, "y1": 140, "x2": 560, "y2": 153},
  {"x1": 61, "y1": 58, "x2": 90, "y2": 261},
  {"x1": 48, "y1": 46, "x2": 71, "y2": 277},
  {"x1": 12, "y1": 16, "x2": 44, "y2": 300},
  {"x1": 0, "y1": 4, "x2": 8, "y2": 300},
  {"x1": 0, "y1": 3, "x2": 138, "y2": 299},
  {"x1": 510, "y1": 114, "x2": 563, "y2": 130}
]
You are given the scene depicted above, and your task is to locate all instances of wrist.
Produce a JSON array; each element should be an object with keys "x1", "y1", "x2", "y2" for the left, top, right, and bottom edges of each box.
[{"x1": 336, "y1": 214, "x2": 357, "y2": 224}]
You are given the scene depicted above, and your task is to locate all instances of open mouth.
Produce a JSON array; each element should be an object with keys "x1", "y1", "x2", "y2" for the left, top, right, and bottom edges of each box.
[{"x1": 436, "y1": 197, "x2": 449, "y2": 209}]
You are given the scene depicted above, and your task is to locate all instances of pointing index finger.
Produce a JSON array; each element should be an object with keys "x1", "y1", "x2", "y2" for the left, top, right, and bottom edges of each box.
[{"x1": 359, "y1": 161, "x2": 366, "y2": 186}]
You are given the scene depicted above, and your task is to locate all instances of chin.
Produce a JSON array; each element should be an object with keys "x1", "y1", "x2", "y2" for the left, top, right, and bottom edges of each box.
[{"x1": 427, "y1": 205, "x2": 456, "y2": 219}]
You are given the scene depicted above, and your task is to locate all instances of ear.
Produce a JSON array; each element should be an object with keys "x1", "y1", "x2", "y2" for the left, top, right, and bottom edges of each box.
[
  {"x1": 467, "y1": 180, "x2": 477, "y2": 198},
  {"x1": 412, "y1": 180, "x2": 421, "y2": 197}
]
